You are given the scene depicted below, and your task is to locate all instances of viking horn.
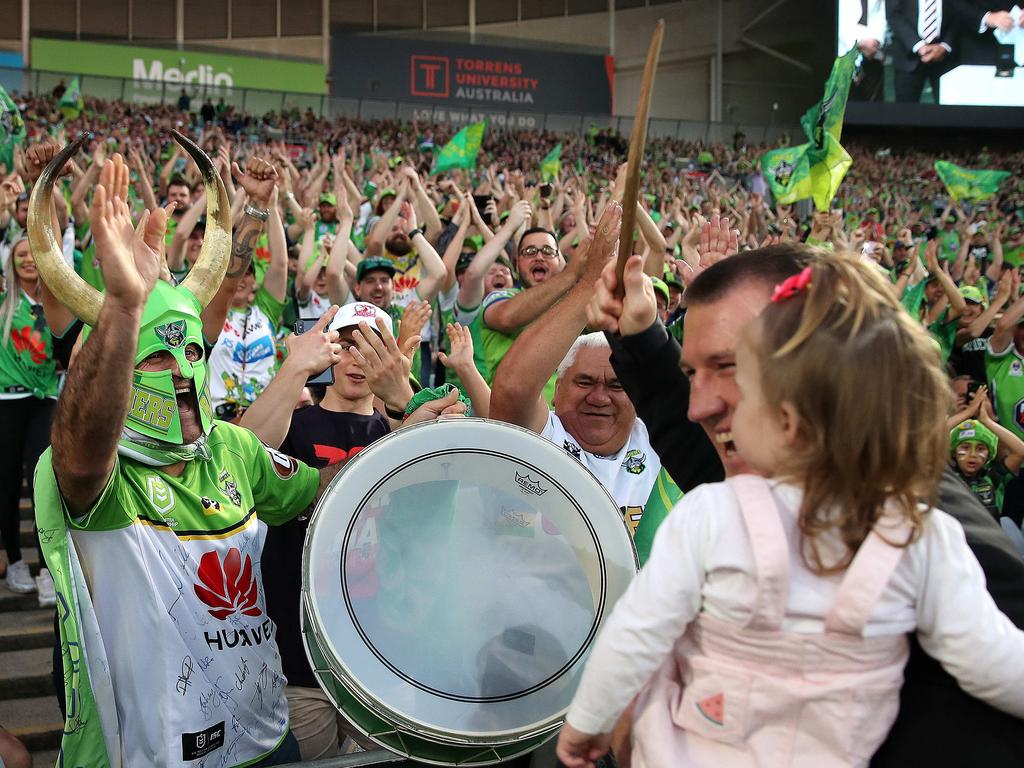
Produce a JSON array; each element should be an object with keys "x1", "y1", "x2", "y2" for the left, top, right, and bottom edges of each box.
[
  {"x1": 27, "y1": 131, "x2": 231, "y2": 328},
  {"x1": 173, "y1": 129, "x2": 232, "y2": 309},
  {"x1": 27, "y1": 134, "x2": 102, "y2": 326}
]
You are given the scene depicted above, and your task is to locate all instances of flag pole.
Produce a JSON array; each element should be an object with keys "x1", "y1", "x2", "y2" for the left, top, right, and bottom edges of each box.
[{"x1": 615, "y1": 19, "x2": 664, "y2": 297}]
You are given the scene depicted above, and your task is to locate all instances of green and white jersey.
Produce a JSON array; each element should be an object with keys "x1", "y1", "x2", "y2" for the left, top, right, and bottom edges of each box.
[
  {"x1": 541, "y1": 413, "x2": 660, "y2": 537},
  {"x1": 0, "y1": 291, "x2": 58, "y2": 399},
  {"x1": 481, "y1": 288, "x2": 557, "y2": 405},
  {"x1": 986, "y1": 339, "x2": 1024, "y2": 440},
  {"x1": 35, "y1": 421, "x2": 319, "y2": 768}
]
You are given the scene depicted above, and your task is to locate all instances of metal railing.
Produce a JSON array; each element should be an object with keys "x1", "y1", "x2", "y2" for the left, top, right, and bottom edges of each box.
[{"x1": 0, "y1": 66, "x2": 797, "y2": 144}]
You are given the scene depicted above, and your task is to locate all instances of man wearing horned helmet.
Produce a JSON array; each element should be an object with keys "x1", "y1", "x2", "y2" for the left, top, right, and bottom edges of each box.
[{"x1": 27, "y1": 136, "x2": 348, "y2": 768}]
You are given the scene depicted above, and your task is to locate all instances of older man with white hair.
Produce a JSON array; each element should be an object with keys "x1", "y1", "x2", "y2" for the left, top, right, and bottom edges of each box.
[{"x1": 490, "y1": 203, "x2": 660, "y2": 532}]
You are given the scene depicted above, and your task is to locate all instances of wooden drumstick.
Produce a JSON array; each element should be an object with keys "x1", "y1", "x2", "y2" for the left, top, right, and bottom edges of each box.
[{"x1": 615, "y1": 19, "x2": 665, "y2": 297}]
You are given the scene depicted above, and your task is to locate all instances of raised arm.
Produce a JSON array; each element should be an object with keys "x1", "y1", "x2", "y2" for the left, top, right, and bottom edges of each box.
[
  {"x1": 926, "y1": 240, "x2": 967, "y2": 320},
  {"x1": 404, "y1": 201, "x2": 447, "y2": 303},
  {"x1": 51, "y1": 160, "x2": 168, "y2": 516},
  {"x1": 240, "y1": 309, "x2": 341, "y2": 447},
  {"x1": 200, "y1": 157, "x2": 277, "y2": 343},
  {"x1": 167, "y1": 191, "x2": 206, "y2": 274},
  {"x1": 264, "y1": 188, "x2": 289, "y2": 303},
  {"x1": 490, "y1": 203, "x2": 620, "y2": 433},
  {"x1": 325, "y1": 197, "x2": 355, "y2": 306},
  {"x1": 460, "y1": 200, "x2": 531, "y2": 311},
  {"x1": 365, "y1": 178, "x2": 409, "y2": 256},
  {"x1": 401, "y1": 166, "x2": 443, "y2": 245}
]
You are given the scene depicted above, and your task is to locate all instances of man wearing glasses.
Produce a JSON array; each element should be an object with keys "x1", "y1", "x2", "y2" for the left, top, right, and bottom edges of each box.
[{"x1": 481, "y1": 227, "x2": 577, "y2": 403}]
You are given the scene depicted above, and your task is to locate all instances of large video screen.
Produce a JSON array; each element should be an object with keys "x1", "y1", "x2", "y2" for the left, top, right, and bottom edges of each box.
[{"x1": 838, "y1": 0, "x2": 1024, "y2": 126}]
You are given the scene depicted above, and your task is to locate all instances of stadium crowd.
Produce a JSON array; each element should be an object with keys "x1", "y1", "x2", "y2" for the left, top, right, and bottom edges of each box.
[{"x1": 3, "y1": 88, "x2": 1024, "y2": 768}]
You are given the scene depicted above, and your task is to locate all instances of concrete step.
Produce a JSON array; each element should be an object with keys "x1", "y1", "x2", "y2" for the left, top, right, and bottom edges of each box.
[
  {"x1": 0, "y1": 584, "x2": 40, "y2": 612},
  {"x1": 0, "y1": 696, "x2": 63, "y2": 753},
  {"x1": 19, "y1": 518, "x2": 38, "y2": 550},
  {"x1": 0, "y1": 647, "x2": 54, "y2": 701},
  {"x1": 0, "y1": 608, "x2": 55, "y2": 652}
]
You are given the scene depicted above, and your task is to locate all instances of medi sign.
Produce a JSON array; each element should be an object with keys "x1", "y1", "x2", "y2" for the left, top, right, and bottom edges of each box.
[
  {"x1": 31, "y1": 38, "x2": 326, "y2": 95},
  {"x1": 332, "y1": 34, "x2": 613, "y2": 116}
]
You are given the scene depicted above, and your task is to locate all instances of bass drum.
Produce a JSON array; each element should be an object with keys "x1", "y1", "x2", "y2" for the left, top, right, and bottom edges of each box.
[{"x1": 302, "y1": 418, "x2": 638, "y2": 765}]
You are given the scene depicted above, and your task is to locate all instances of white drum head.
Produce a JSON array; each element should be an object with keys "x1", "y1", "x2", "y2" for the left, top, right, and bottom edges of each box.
[{"x1": 303, "y1": 418, "x2": 637, "y2": 756}]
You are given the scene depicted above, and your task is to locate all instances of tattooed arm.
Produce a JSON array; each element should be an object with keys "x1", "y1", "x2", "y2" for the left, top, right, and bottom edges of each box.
[{"x1": 200, "y1": 156, "x2": 279, "y2": 345}]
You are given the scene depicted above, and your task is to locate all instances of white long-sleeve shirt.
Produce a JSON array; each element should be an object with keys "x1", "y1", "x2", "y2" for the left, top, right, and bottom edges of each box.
[{"x1": 567, "y1": 480, "x2": 1024, "y2": 734}]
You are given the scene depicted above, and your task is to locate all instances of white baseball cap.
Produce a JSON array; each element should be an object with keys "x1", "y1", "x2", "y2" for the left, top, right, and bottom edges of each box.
[{"x1": 328, "y1": 302, "x2": 394, "y2": 336}]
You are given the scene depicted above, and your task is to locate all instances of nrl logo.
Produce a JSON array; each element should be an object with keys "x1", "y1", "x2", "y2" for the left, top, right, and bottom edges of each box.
[
  {"x1": 515, "y1": 472, "x2": 548, "y2": 496},
  {"x1": 154, "y1": 320, "x2": 186, "y2": 349},
  {"x1": 773, "y1": 160, "x2": 794, "y2": 186}
]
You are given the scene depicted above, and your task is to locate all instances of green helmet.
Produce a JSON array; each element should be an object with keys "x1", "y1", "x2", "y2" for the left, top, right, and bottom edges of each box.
[{"x1": 950, "y1": 419, "x2": 998, "y2": 465}]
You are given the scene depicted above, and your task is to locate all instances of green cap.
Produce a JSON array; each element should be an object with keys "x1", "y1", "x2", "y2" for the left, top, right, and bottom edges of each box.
[
  {"x1": 650, "y1": 276, "x2": 669, "y2": 304},
  {"x1": 319, "y1": 192, "x2": 337, "y2": 206},
  {"x1": 356, "y1": 256, "x2": 397, "y2": 282},
  {"x1": 663, "y1": 270, "x2": 684, "y2": 290},
  {"x1": 959, "y1": 285, "x2": 988, "y2": 307},
  {"x1": 950, "y1": 419, "x2": 998, "y2": 464}
]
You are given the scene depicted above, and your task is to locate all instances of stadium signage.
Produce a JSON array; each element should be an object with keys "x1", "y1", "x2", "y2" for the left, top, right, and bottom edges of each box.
[
  {"x1": 334, "y1": 34, "x2": 613, "y2": 114},
  {"x1": 30, "y1": 39, "x2": 326, "y2": 94}
]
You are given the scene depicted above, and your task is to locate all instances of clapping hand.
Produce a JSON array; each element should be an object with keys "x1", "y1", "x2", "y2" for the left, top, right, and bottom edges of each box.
[{"x1": 90, "y1": 153, "x2": 166, "y2": 311}]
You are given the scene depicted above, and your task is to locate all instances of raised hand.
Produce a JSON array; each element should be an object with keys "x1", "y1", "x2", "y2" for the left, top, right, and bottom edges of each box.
[
  {"x1": 231, "y1": 154, "x2": 278, "y2": 209},
  {"x1": 0, "y1": 173, "x2": 24, "y2": 209},
  {"x1": 284, "y1": 306, "x2": 342, "y2": 375},
  {"x1": 586, "y1": 253, "x2": 658, "y2": 337},
  {"x1": 90, "y1": 154, "x2": 166, "y2": 311},
  {"x1": 26, "y1": 139, "x2": 74, "y2": 183},
  {"x1": 506, "y1": 199, "x2": 533, "y2": 231},
  {"x1": 350, "y1": 317, "x2": 417, "y2": 408},
  {"x1": 438, "y1": 322, "x2": 474, "y2": 371},
  {"x1": 573, "y1": 200, "x2": 622, "y2": 285},
  {"x1": 399, "y1": 199, "x2": 418, "y2": 232},
  {"x1": 398, "y1": 299, "x2": 431, "y2": 353}
]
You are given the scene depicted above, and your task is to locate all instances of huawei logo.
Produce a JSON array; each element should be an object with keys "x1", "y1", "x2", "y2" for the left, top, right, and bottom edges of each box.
[{"x1": 193, "y1": 548, "x2": 261, "y2": 620}]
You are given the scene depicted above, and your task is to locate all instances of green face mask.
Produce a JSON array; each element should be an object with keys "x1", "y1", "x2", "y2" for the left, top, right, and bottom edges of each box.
[
  {"x1": 83, "y1": 281, "x2": 211, "y2": 461},
  {"x1": 126, "y1": 281, "x2": 211, "y2": 445}
]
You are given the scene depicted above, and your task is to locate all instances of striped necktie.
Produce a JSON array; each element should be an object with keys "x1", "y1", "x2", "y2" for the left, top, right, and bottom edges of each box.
[{"x1": 922, "y1": 0, "x2": 939, "y2": 43}]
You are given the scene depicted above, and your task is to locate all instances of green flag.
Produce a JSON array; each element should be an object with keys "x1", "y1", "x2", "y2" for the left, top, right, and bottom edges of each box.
[
  {"x1": 934, "y1": 160, "x2": 1011, "y2": 203},
  {"x1": 59, "y1": 77, "x2": 84, "y2": 120},
  {"x1": 0, "y1": 85, "x2": 25, "y2": 171},
  {"x1": 632, "y1": 468, "x2": 683, "y2": 566},
  {"x1": 430, "y1": 121, "x2": 486, "y2": 176},
  {"x1": 761, "y1": 144, "x2": 813, "y2": 206},
  {"x1": 540, "y1": 143, "x2": 561, "y2": 182},
  {"x1": 800, "y1": 46, "x2": 857, "y2": 149}
]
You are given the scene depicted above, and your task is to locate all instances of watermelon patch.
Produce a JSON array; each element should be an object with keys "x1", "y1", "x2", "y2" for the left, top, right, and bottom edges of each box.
[{"x1": 696, "y1": 692, "x2": 725, "y2": 726}]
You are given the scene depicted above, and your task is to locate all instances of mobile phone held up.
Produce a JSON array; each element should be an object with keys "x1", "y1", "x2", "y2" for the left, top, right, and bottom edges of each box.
[{"x1": 294, "y1": 318, "x2": 336, "y2": 386}]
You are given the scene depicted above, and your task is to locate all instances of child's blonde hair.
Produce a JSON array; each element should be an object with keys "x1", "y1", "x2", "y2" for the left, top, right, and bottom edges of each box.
[{"x1": 746, "y1": 251, "x2": 950, "y2": 574}]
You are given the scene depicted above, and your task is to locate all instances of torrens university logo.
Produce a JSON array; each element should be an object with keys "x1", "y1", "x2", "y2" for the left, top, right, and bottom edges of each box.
[
  {"x1": 411, "y1": 55, "x2": 450, "y2": 98},
  {"x1": 194, "y1": 548, "x2": 261, "y2": 620}
]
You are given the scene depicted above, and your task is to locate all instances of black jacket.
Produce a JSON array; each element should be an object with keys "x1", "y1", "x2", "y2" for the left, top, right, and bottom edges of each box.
[
  {"x1": 885, "y1": 0, "x2": 975, "y2": 71},
  {"x1": 607, "y1": 321, "x2": 1024, "y2": 767}
]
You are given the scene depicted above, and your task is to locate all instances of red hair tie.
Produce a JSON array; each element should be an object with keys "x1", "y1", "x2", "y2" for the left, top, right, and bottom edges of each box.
[{"x1": 771, "y1": 267, "x2": 813, "y2": 303}]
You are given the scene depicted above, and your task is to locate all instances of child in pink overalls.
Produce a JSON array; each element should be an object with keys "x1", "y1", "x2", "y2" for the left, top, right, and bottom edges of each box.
[{"x1": 557, "y1": 255, "x2": 1024, "y2": 768}]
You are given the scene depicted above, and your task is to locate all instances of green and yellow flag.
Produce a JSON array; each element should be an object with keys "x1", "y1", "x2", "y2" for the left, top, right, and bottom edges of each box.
[
  {"x1": 59, "y1": 77, "x2": 84, "y2": 120},
  {"x1": 761, "y1": 47, "x2": 856, "y2": 211},
  {"x1": 800, "y1": 46, "x2": 857, "y2": 148},
  {"x1": 540, "y1": 143, "x2": 561, "y2": 182},
  {"x1": 430, "y1": 121, "x2": 486, "y2": 176},
  {"x1": 632, "y1": 468, "x2": 683, "y2": 566},
  {"x1": 934, "y1": 160, "x2": 1010, "y2": 203},
  {"x1": 0, "y1": 85, "x2": 25, "y2": 171}
]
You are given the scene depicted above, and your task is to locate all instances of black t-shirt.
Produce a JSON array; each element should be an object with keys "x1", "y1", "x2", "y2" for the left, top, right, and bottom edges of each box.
[
  {"x1": 263, "y1": 404, "x2": 390, "y2": 688},
  {"x1": 949, "y1": 327, "x2": 992, "y2": 382}
]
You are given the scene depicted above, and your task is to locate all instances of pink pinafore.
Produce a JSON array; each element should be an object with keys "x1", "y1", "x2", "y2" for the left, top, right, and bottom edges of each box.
[{"x1": 632, "y1": 475, "x2": 911, "y2": 768}]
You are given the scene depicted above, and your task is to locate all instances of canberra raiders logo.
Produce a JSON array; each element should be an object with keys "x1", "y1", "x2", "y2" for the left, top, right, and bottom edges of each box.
[
  {"x1": 154, "y1": 320, "x2": 186, "y2": 349},
  {"x1": 772, "y1": 160, "x2": 795, "y2": 186}
]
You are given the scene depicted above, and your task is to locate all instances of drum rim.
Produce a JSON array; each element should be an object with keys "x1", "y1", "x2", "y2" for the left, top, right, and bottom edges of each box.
[{"x1": 301, "y1": 418, "x2": 638, "y2": 748}]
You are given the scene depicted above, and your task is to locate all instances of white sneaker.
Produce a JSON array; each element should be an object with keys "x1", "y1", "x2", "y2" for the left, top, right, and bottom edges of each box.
[
  {"x1": 36, "y1": 568, "x2": 56, "y2": 607},
  {"x1": 5, "y1": 560, "x2": 36, "y2": 594}
]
